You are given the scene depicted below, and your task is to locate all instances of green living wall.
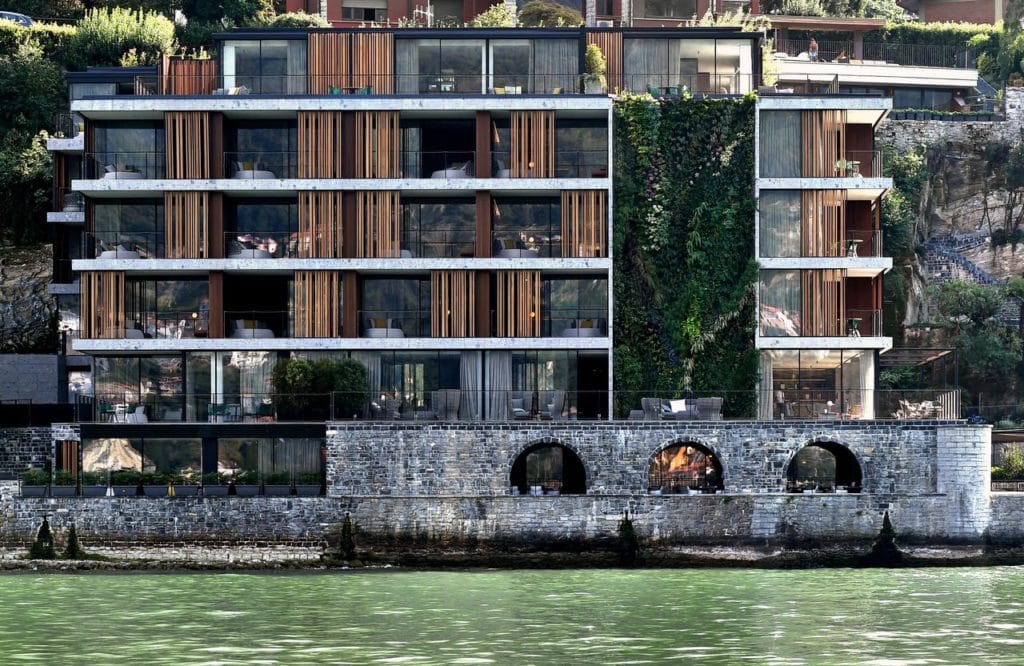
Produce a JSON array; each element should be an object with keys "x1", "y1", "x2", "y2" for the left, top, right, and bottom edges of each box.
[{"x1": 612, "y1": 94, "x2": 758, "y2": 417}]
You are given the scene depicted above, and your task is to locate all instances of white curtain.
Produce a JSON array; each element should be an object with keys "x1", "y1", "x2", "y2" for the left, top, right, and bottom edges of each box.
[
  {"x1": 759, "y1": 111, "x2": 802, "y2": 178},
  {"x1": 759, "y1": 352, "x2": 773, "y2": 420},
  {"x1": 351, "y1": 351, "x2": 381, "y2": 407},
  {"x1": 460, "y1": 351, "x2": 481, "y2": 420},
  {"x1": 485, "y1": 351, "x2": 512, "y2": 421},
  {"x1": 534, "y1": 39, "x2": 577, "y2": 93},
  {"x1": 759, "y1": 191, "x2": 801, "y2": 258}
]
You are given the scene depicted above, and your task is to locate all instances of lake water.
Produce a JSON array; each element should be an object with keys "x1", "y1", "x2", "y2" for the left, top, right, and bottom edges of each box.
[{"x1": 1, "y1": 567, "x2": 1022, "y2": 664}]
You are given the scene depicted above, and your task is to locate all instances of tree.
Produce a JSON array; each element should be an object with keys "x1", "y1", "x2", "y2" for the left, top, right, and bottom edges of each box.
[
  {"x1": 65, "y1": 7, "x2": 176, "y2": 70},
  {"x1": 1008, "y1": 276, "x2": 1024, "y2": 342},
  {"x1": 470, "y1": 2, "x2": 517, "y2": 27},
  {"x1": 62, "y1": 523, "x2": 84, "y2": 559},
  {"x1": 0, "y1": 0, "x2": 85, "y2": 19},
  {"x1": 518, "y1": 0, "x2": 581, "y2": 27},
  {"x1": 931, "y1": 281, "x2": 1006, "y2": 334},
  {"x1": 0, "y1": 129, "x2": 52, "y2": 245},
  {"x1": 28, "y1": 515, "x2": 55, "y2": 559},
  {"x1": 0, "y1": 41, "x2": 65, "y2": 135},
  {"x1": 266, "y1": 10, "x2": 328, "y2": 27},
  {"x1": 181, "y1": 0, "x2": 275, "y2": 25}
]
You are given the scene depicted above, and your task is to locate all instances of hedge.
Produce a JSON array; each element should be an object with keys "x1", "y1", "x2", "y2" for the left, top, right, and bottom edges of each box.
[
  {"x1": 0, "y1": 21, "x2": 75, "y2": 61},
  {"x1": 865, "y1": 21, "x2": 1000, "y2": 56}
]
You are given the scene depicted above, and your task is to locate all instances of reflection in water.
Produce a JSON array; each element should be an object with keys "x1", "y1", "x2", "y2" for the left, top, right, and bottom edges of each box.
[{"x1": 0, "y1": 568, "x2": 1020, "y2": 663}]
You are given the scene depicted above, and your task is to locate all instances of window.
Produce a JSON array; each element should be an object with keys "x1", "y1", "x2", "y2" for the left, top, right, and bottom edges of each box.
[
  {"x1": 225, "y1": 120, "x2": 298, "y2": 178},
  {"x1": 91, "y1": 120, "x2": 165, "y2": 178},
  {"x1": 787, "y1": 442, "x2": 862, "y2": 493},
  {"x1": 492, "y1": 198, "x2": 561, "y2": 258},
  {"x1": 758, "y1": 191, "x2": 800, "y2": 258},
  {"x1": 649, "y1": 443, "x2": 723, "y2": 493},
  {"x1": 642, "y1": 0, "x2": 696, "y2": 17},
  {"x1": 556, "y1": 119, "x2": 608, "y2": 178},
  {"x1": 226, "y1": 199, "x2": 299, "y2": 259},
  {"x1": 510, "y1": 443, "x2": 587, "y2": 494},
  {"x1": 222, "y1": 40, "x2": 307, "y2": 94},
  {"x1": 92, "y1": 199, "x2": 164, "y2": 259},
  {"x1": 402, "y1": 199, "x2": 476, "y2": 258},
  {"x1": 623, "y1": 38, "x2": 754, "y2": 94},
  {"x1": 341, "y1": 1, "x2": 387, "y2": 21},
  {"x1": 361, "y1": 278, "x2": 431, "y2": 337},
  {"x1": 543, "y1": 278, "x2": 608, "y2": 337},
  {"x1": 759, "y1": 111, "x2": 801, "y2": 178}
]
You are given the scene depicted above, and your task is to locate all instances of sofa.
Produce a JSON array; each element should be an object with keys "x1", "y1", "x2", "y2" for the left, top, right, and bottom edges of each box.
[{"x1": 641, "y1": 397, "x2": 698, "y2": 421}]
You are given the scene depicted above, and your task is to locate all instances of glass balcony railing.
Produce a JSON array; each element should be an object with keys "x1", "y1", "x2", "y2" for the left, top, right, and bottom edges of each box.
[
  {"x1": 83, "y1": 152, "x2": 165, "y2": 180},
  {"x1": 84, "y1": 231, "x2": 163, "y2": 259},
  {"x1": 224, "y1": 151, "x2": 297, "y2": 179}
]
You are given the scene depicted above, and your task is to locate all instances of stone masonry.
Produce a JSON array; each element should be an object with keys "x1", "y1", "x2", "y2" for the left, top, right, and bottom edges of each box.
[
  {"x1": 878, "y1": 88, "x2": 1024, "y2": 153},
  {"x1": 0, "y1": 427, "x2": 53, "y2": 476}
]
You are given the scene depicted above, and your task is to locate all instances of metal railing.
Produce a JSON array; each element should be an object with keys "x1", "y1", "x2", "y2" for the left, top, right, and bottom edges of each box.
[
  {"x1": 775, "y1": 39, "x2": 975, "y2": 69},
  {"x1": 224, "y1": 310, "x2": 290, "y2": 339},
  {"x1": 622, "y1": 72, "x2": 755, "y2": 96},
  {"x1": 846, "y1": 229, "x2": 883, "y2": 258},
  {"x1": 759, "y1": 307, "x2": 882, "y2": 338},
  {"x1": 400, "y1": 231, "x2": 475, "y2": 259},
  {"x1": 402, "y1": 150, "x2": 476, "y2": 179},
  {"x1": 84, "y1": 151, "x2": 164, "y2": 180},
  {"x1": 542, "y1": 310, "x2": 608, "y2": 337},
  {"x1": 224, "y1": 151, "x2": 297, "y2": 179},
  {"x1": 842, "y1": 150, "x2": 884, "y2": 178},
  {"x1": 57, "y1": 188, "x2": 84, "y2": 214},
  {"x1": 73, "y1": 388, "x2": 963, "y2": 424},
  {"x1": 491, "y1": 230, "x2": 561, "y2": 258},
  {"x1": 759, "y1": 229, "x2": 883, "y2": 259},
  {"x1": 53, "y1": 112, "x2": 82, "y2": 139},
  {"x1": 490, "y1": 149, "x2": 608, "y2": 178}
]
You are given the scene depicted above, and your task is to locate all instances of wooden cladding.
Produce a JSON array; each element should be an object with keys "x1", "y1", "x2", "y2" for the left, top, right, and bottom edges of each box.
[
  {"x1": 308, "y1": 33, "x2": 351, "y2": 93},
  {"x1": 164, "y1": 192, "x2": 209, "y2": 259},
  {"x1": 298, "y1": 111, "x2": 343, "y2": 178},
  {"x1": 352, "y1": 32, "x2": 394, "y2": 94},
  {"x1": 354, "y1": 191, "x2": 400, "y2": 258},
  {"x1": 801, "y1": 110, "x2": 846, "y2": 178},
  {"x1": 165, "y1": 112, "x2": 210, "y2": 179},
  {"x1": 294, "y1": 271, "x2": 342, "y2": 338},
  {"x1": 509, "y1": 111, "x2": 554, "y2": 178},
  {"x1": 561, "y1": 190, "x2": 607, "y2": 258},
  {"x1": 354, "y1": 111, "x2": 400, "y2": 178},
  {"x1": 801, "y1": 269, "x2": 845, "y2": 337},
  {"x1": 306, "y1": 32, "x2": 394, "y2": 93},
  {"x1": 81, "y1": 271, "x2": 125, "y2": 339},
  {"x1": 159, "y1": 55, "x2": 217, "y2": 95},
  {"x1": 298, "y1": 191, "x2": 344, "y2": 258},
  {"x1": 431, "y1": 271, "x2": 476, "y2": 338},
  {"x1": 801, "y1": 190, "x2": 846, "y2": 257},
  {"x1": 496, "y1": 270, "x2": 540, "y2": 338},
  {"x1": 586, "y1": 32, "x2": 622, "y2": 91}
]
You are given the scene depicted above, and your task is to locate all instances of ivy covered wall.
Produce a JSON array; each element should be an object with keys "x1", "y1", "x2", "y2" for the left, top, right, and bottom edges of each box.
[{"x1": 612, "y1": 94, "x2": 758, "y2": 417}]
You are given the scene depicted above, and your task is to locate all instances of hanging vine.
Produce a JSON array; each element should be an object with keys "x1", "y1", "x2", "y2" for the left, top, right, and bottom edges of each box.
[{"x1": 613, "y1": 93, "x2": 759, "y2": 417}]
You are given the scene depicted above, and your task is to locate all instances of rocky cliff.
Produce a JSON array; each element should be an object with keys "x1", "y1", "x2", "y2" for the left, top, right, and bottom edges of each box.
[{"x1": 0, "y1": 244, "x2": 56, "y2": 353}]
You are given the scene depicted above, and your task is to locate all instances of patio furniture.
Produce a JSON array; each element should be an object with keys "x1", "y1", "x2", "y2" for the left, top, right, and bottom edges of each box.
[
  {"x1": 559, "y1": 319, "x2": 604, "y2": 337},
  {"x1": 125, "y1": 405, "x2": 148, "y2": 423},
  {"x1": 430, "y1": 161, "x2": 472, "y2": 179},
  {"x1": 493, "y1": 237, "x2": 539, "y2": 258},
  {"x1": 230, "y1": 319, "x2": 275, "y2": 339},
  {"x1": 538, "y1": 390, "x2": 565, "y2": 420},
  {"x1": 641, "y1": 397, "x2": 698, "y2": 420},
  {"x1": 696, "y1": 396, "x2": 723, "y2": 421},
  {"x1": 507, "y1": 391, "x2": 533, "y2": 420},
  {"x1": 364, "y1": 317, "x2": 404, "y2": 338},
  {"x1": 230, "y1": 160, "x2": 275, "y2": 179}
]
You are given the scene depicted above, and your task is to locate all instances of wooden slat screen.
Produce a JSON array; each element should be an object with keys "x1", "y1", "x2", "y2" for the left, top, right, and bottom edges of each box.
[
  {"x1": 298, "y1": 191, "x2": 344, "y2": 258},
  {"x1": 52, "y1": 153, "x2": 67, "y2": 209},
  {"x1": 354, "y1": 111, "x2": 400, "y2": 178},
  {"x1": 165, "y1": 192, "x2": 209, "y2": 259},
  {"x1": 431, "y1": 271, "x2": 476, "y2": 338},
  {"x1": 351, "y1": 32, "x2": 394, "y2": 94},
  {"x1": 298, "y1": 111, "x2": 343, "y2": 178},
  {"x1": 510, "y1": 111, "x2": 555, "y2": 178},
  {"x1": 561, "y1": 190, "x2": 607, "y2": 258},
  {"x1": 800, "y1": 190, "x2": 845, "y2": 257},
  {"x1": 801, "y1": 269, "x2": 845, "y2": 337},
  {"x1": 165, "y1": 112, "x2": 210, "y2": 179},
  {"x1": 57, "y1": 441, "x2": 78, "y2": 476},
  {"x1": 496, "y1": 270, "x2": 540, "y2": 337},
  {"x1": 801, "y1": 110, "x2": 846, "y2": 178},
  {"x1": 160, "y1": 55, "x2": 218, "y2": 95},
  {"x1": 294, "y1": 270, "x2": 342, "y2": 338},
  {"x1": 307, "y1": 32, "x2": 351, "y2": 93},
  {"x1": 355, "y1": 191, "x2": 400, "y2": 258},
  {"x1": 81, "y1": 271, "x2": 125, "y2": 339},
  {"x1": 586, "y1": 31, "x2": 623, "y2": 92}
]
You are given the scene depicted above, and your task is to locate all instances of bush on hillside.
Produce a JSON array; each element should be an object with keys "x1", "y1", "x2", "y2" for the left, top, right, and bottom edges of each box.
[
  {"x1": 518, "y1": 0, "x2": 582, "y2": 27},
  {"x1": 266, "y1": 11, "x2": 330, "y2": 27},
  {"x1": 0, "y1": 21, "x2": 75, "y2": 60},
  {"x1": 175, "y1": 19, "x2": 219, "y2": 50},
  {"x1": 65, "y1": 7, "x2": 175, "y2": 70},
  {"x1": 0, "y1": 130, "x2": 53, "y2": 245},
  {"x1": 0, "y1": 0, "x2": 84, "y2": 20},
  {"x1": 0, "y1": 42, "x2": 65, "y2": 134}
]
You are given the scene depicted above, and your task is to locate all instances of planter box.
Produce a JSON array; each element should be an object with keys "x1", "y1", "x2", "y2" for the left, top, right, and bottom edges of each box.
[
  {"x1": 21, "y1": 486, "x2": 47, "y2": 497},
  {"x1": 263, "y1": 484, "x2": 293, "y2": 496},
  {"x1": 112, "y1": 485, "x2": 140, "y2": 497},
  {"x1": 295, "y1": 485, "x2": 322, "y2": 497},
  {"x1": 52, "y1": 486, "x2": 78, "y2": 497},
  {"x1": 230, "y1": 485, "x2": 260, "y2": 497},
  {"x1": 81, "y1": 486, "x2": 107, "y2": 497},
  {"x1": 172, "y1": 485, "x2": 199, "y2": 497},
  {"x1": 202, "y1": 485, "x2": 229, "y2": 497},
  {"x1": 143, "y1": 485, "x2": 167, "y2": 497}
]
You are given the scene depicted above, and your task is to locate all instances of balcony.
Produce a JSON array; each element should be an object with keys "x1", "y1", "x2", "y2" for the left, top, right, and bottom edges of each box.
[
  {"x1": 775, "y1": 39, "x2": 976, "y2": 69},
  {"x1": 83, "y1": 152, "x2": 165, "y2": 180},
  {"x1": 225, "y1": 151, "x2": 297, "y2": 180}
]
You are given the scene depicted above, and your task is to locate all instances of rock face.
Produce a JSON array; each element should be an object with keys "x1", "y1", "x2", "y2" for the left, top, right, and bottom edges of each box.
[{"x1": 0, "y1": 245, "x2": 56, "y2": 353}]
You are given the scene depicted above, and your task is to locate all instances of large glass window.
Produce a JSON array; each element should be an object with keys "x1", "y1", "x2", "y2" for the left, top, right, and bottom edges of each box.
[
  {"x1": 759, "y1": 270, "x2": 801, "y2": 336},
  {"x1": 361, "y1": 278, "x2": 430, "y2": 337},
  {"x1": 492, "y1": 198, "x2": 561, "y2": 258},
  {"x1": 124, "y1": 278, "x2": 209, "y2": 340},
  {"x1": 759, "y1": 111, "x2": 801, "y2": 178},
  {"x1": 225, "y1": 120, "x2": 297, "y2": 179},
  {"x1": 91, "y1": 199, "x2": 164, "y2": 259},
  {"x1": 623, "y1": 38, "x2": 754, "y2": 94},
  {"x1": 217, "y1": 438, "x2": 323, "y2": 488},
  {"x1": 543, "y1": 278, "x2": 608, "y2": 337},
  {"x1": 226, "y1": 199, "x2": 298, "y2": 258},
  {"x1": 556, "y1": 119, "x2": 608, "y2": 178},
  {"x1": 402, "y1": 199, "x2": 475, "y2": 257},
  {"x1": 641, "y1": 0, "x2": 697, "y2": 18},
  {"x1": 758, "y1": 191, "x2": 800, "y2": 258},
  {"x1": 222, "y1": 39, "x2": 307, "y2": 94},
  {"x1": 90, "y1": 120, "x2": 165, "y2": 178},
  {"x1": 764, "y1": 349, "x2": 876, "y2": 420},
  {"x1": 94, "y1": 355, "x2": 183, "y2": 422},
  {"x1": 396, "y1": 38, "x2": 484, "y2": 94}
]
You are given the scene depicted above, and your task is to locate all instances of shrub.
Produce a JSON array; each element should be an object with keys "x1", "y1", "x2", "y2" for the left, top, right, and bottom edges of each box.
[
  {"x1": 780, "y1": 0, "x2": 827, "y2": 16},
  {"x1": 0, "y1": 21, "x2": 76, "y2": 60},
  {"x1": 585, "y1": 43, "x2": 606, "y2": 76},
  {"x1": 175, "y1": 19, "x2": 219, "y2": 50},
  {"x1": 1003, "y1": 444, "x2": 1024, "y2": 479},
  {"x1": 470, "y1": 3, "x2": 518, "y2": 27},
  {"x1": 518, "y1": 0, "x2": 582, "y2": 27},
  {"x1": 0, "y1": 1, "x2": 85, "y2": 20},
  {"x1": 65, "y1": 7, "x2": 176, "y2": 70},
  {"x1": 20, "y1": 468, "x2": 49, "y2": 485},
  {"x1": 266, "y1": 11, "x2": 329, "y2": 28},
  {"x1": 0, "y1": 130, "x2": 53, "y2": 246},
  {"x1": 272, "y1": 357, "x2": 370, "y2": 419},
  {"x1": 28, "y1": 516, "x2": 55, "y2": 559},
  {"x1": 992, "y1": 465, "x2": 1009, "y2": 480},
  {"x1": 224, "y1": 0, "x2": 276, "y2": 25},
  {"x1": 62, "y1": 524, "x2": 83, "y2": 559}
]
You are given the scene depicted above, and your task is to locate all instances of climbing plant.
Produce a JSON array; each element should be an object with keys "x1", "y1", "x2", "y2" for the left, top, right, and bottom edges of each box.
[{"x1": 613, "y1": 93, "x2": 758, "y2": 417}]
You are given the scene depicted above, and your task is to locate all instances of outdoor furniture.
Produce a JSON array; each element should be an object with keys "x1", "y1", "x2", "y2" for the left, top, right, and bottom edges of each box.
[
  {"x1": 431, "y1": 161, "x2": 472, "y2": 179},
  {"x1": 230, "y1": 319, "x2": 275, "y2": 339},
  {"x1": 538, "y1": 390, "x2": 565, "y2": 420},
  {"x1": 125, "y1": 405, "x2": 148, "y2": 423},
  {"x1": 559, "y1": 319, "x2": 604, "y2": 337},
  {"x1": 641, "y1": 397, "x2": 698, "y2": 420},
  {"x1": 507, "y1": 391, "x2": 533, "y2": 420},
  {"x1": 364, "y1": 318, "x2": 404, "y2": 338},
  {"x1": 696, "y1": 397, "x2": 723, "y2": 421}
]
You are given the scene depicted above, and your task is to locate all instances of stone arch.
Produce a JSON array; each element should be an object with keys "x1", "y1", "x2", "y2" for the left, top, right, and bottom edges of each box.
[
  {"x1": 509, "y1": 439, "x2": 587, "y2": 495},
  {"x1": 647, "y1": 440, "x2": 724, "y2": 494},
  {"x1": 786, "y1": 440, "x2": 862, "y2": 493}
]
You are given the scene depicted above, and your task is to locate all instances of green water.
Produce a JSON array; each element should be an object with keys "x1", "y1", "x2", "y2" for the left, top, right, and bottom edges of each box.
[{"x1": 1, "y1": 568, "x2": 1023, "y2": 665}]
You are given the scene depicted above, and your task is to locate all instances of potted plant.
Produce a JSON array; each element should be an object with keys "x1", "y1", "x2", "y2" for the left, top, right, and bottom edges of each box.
[
  {"x1": 140, "y1": 470, "x2": 169, "y2": 497},
  {"x1": 201, "y1": 472, "x2": 230, "y2": 496},
  {"x1": 111, "y1": 470, "x2": 144, "y2": 497},
  {"x1": 228, "y1": 470, "x2": 261, "y2": 497},
  {"x1": 263, "y1": 471, "x2": 293, "y2": 496},
  {"x1": 80, "y1": 471, "x2": 106, "y2": 497},
  {"x1": 295, "y1": 471, "x2": 324, "y2": 496},
  {"x1": 583, "y1": 43, "x2": 606, "y2": 95},
  {"x1": 20, "y1": 468, "x2": 49, "y2": 497},
  {"x1": 171, "y1": 472, "x2": 199, "y2": 497}
]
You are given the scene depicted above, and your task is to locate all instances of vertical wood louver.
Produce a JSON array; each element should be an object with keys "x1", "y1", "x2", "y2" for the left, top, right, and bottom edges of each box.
[
  {"x1": 801, "y1": 269, "x2": 845, "y2": 336},
  {"x1": 294, "y1": 270, "x2": 342, "y2": 338},
  {"x1": 164, "y1": 192, "x2": 209, "y2": 259},
  {"x1": 801, "y1": 110, "x2": 846, "y2": 178},
  {"x1": 159, "y1": 55, "x2": 217, "y2": 95},
  {"x1": 81, "y1": 271, "x2": 125, "y2": 339},
  {"x1": 510, "y1": 111, "x2": 555, "y2": 178},
  {"x1": 165, "y1": 112, "x2": 210, "y2": 179},
  {"x1": 354, "y1": 111, "x2": 400, "y2": 178},
  {"x1": 561, "y1": 190, "x2": 607, "y2": 258},
  {"x1": 354, "y1": 191, "x2": 400, "y2": 258},
  {"x1": 298, "y1": 191, "x2": 344, "y2": 258},
  {"x1": 800, "y1": 190, "x2": 846, "y2": 257},
  {"x1": 307, "y1": 32, "x2": 351, "y2": 93},
  {"x1": 352, "y1": 32, "x2": 394, "y2": 94},
  {"x1": 585, "y1": 32, "x2": 623, "y2": 91},
  {"x1": 431, "y1": 271, "x2": 476, "y2": 338},
  {"x1": 496, "y1": 270, "x2": 540, "y2": 337},
  {"x1": 298, "y1": 111, "x2": 343, "y2": 178}
]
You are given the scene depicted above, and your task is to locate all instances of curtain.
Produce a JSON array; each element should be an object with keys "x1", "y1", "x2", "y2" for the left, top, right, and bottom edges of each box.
[
  {"x1": 759, "y1": 351, "x2": 773, "y2": 420},
  {"x1": 485, "y1": 350, "x2": 511, "y2": 421},
  {"x1": 395, "y1": 40, "x2": 420, "y2": 94},
  {"x1": 460, "y1": 351, "x2": 481, "y2": 421},
  {"x1": 623, "y1": 39, "x2": 665, "y2": 93},
  {"x1": 534, "y1": 39, "x2": 577, "y2": 94},
  {"x1": 351, "y1": 351, "x2": 381, "y2": 412},
  {"x1": 759, "y1": 190, "x2": 800, "y2": 258},
  {"x1": 288, "y1": 40, "x2": 307, "y2": 94},
  {"x1": 759, "y1": 111, "x2": 801, "y2": 178}
]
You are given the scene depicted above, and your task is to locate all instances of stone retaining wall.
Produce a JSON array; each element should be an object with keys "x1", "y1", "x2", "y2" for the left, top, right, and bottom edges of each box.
[
  {"x1": 0, "y1": 427, "x2": 52, "y2": 476},
  {"x1": 878, "y1": 88, "x2": 1024, "y2": 153}
]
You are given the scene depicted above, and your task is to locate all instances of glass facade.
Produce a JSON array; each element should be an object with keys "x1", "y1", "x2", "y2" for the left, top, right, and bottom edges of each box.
[
  {"x1": 762, "y1": 349, "x2": 875, "y2": 419},
  {"x1": 90, "y1": 120, "x2": 165, "y2": 178},
  {"x1": 623, "y1": 38, "x2": 754, "y2": 94},
  {"x1": 222, "y1": 39, "x2": 307, "y2": 94}
]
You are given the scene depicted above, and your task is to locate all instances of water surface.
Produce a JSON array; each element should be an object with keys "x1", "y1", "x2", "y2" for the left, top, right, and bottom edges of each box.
[{"x1": 0, "y1": 567, "x2": 1021, "y2": 664}]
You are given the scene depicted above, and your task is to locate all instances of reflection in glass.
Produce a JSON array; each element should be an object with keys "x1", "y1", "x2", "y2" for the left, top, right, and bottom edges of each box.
[
  {"x1": 759, "y1": 270, "x2": 801, "y2": 336},
  {"x1": 492, "y1": 198, "x2": 561, "y2": 258},
  {"x1": 759, "y1": 191, "x2": 800, "y2": 258},
  {"x1": 361, "y1": 278, "x2": 430, "y2": 337},
  {"x1": 92, "y1": 199, "x2": 164, "y2": 259},
  {"x1": 402, "y1": 199, "x2": 475, "y2": 257}
]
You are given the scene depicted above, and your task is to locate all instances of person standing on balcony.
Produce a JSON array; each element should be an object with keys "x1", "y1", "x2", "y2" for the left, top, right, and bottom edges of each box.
[{"x1": 808, "y1": 39, "x2": 819, "y2": 62}]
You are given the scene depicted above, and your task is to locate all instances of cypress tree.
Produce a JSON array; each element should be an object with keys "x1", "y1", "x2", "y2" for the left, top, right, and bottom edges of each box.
[
  {"x1": 28, "y1": 515, "x2": 55, "y2": 560},
  {"x1": 62, "y1": 524, "x2": 83, "y2": 560}
]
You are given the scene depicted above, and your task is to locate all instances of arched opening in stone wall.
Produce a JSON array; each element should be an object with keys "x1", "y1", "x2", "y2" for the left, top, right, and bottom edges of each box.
[
  {"x1": 648, "y1": 442, "x2": 723, "y2": 494},
  {"x1": 510, "y1": 442, "x2": 586, "y2": 495},
  {"x1": 786, "y1": 441, "x2": 862, "y2": 493}
]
